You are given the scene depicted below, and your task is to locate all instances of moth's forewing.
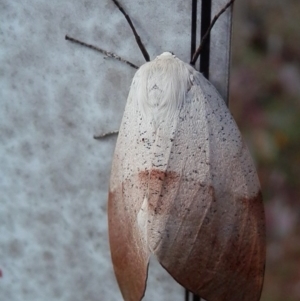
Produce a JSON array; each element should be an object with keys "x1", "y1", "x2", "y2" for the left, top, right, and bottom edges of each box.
[
  {"x1": 145, "y1": 70, "x2": 265, "y2": 301},
  {"x1": 108, "y1": 55, "x2": 265, "y2": 301},
  {"x1": 108, "y1": 80, "x2": 152, "y2": 301}
]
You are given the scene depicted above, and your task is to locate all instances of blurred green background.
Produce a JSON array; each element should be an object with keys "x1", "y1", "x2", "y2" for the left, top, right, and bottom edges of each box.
[{"x1": 230, "y1": 1, "x2": 300, "y2": 300}]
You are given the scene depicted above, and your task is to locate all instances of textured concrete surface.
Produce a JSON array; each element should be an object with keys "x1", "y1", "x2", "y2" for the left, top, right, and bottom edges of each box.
[
  {"x1": 0, "y1": 0, "x2": 192, "y2": 300},
  {"x1": 1, "y1": 0, "x2": 233, "y2": 300}
]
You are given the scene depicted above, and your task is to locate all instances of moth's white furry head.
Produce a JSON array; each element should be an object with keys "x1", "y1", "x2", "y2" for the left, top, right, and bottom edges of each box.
[{"x1": 130, "y1": 52, "x2": 193, "y2": 129}]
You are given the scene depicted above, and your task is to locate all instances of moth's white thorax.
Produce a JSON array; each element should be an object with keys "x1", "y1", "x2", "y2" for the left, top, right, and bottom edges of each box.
[{"x1": 133, "y1": 52, "x2": 192, "y2": 129}]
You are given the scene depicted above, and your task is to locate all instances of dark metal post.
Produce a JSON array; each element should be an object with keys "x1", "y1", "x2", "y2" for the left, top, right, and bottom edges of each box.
[{"x1": 186, "y1": 0, "x2": 233, "y2": 300}]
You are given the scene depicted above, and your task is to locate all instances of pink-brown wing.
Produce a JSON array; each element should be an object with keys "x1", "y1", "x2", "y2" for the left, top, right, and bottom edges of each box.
[
  {"x1": 108, "y1": 185, "x2": 149, "y2": 301},
  {"x1": 108, "y1": 77, "x2": 152, "y2": 301},
  {"x1": 143, "y1": 71, "x2": 266, "y2": 301}
]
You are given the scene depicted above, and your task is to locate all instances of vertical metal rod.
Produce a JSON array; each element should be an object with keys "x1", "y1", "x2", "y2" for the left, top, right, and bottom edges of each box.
[
  {"x1": 193, "y1": 294, "x2": 201, "y2": 301},
  {"x1": 187, "y1": 2, "x2": 201, "y2": 301},
  {"x1": 191, "y1": 0, "x2": 198, "y2": 61},
  {"x1": 185, "y1": 289, "x2": 189, "y2": 301},
  {"x1": 185, "y1": 0, "x2": 211, "y2": 301},
  {"x1": 187, "y1": 0, "x2": 232, "y2": 300},
  {"x1": 200, "y1": 0, "x2": 212, "y2": 77}
]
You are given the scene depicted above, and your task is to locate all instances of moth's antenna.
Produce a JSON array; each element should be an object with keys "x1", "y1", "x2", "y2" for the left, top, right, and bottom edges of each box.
[
  {"x1": 111, "y1": 0, "x2": 150, "y2": 62},
  {"x1": 190, "y1": 0, "x2": 235, "y2": 65},
  {"x1": 65, "y1": 35, "x2": 138, "y2": 69}
]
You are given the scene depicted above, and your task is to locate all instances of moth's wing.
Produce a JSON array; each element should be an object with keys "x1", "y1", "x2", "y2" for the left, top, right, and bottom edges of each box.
[
  {"x1": 108, "y1": 76, "x2": 152, "y2": 301},
  {"x1": 145, "y1": 71, "x2": 266, "y2": 301}
]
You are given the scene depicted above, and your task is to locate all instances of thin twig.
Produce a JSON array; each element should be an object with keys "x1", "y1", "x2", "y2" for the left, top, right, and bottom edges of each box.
[
  {"x1": 111, "y1": 0, "x2": 150, "y2": 62},
  {"x1": 190, "y1": 0, "x2": 235, "y2": 65},
  {"x1": 65, "y1": 35, "x2": 139, "y2": 69}
]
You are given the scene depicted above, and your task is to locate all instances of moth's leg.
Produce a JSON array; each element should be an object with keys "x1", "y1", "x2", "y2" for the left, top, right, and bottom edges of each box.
[
  {"x1": 65, "y1": 35, "x2": 138, "y2": 69},
  {"x1": 93, "y1": 131, "x2": 119, "y2": 140},
  {"x1": 111, "y1": 0, "x2": 150, "y2": 62},
  {"x1": 191, "y1": 0, "x2": 235, "y2": 65}
]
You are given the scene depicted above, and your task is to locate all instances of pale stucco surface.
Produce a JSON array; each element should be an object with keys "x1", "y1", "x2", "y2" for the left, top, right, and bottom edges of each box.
[{"x1": 0, "y1": 0, "x2": 232, "y2": 300}]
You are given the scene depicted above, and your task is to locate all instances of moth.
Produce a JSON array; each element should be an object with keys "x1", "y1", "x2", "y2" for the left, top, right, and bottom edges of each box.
[{"x1": 67, "y1": 1, "x2": 265, "y2": 300}]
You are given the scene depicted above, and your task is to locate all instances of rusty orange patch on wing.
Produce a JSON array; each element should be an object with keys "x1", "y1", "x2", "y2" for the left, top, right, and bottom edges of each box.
[{"x1": 108, "y1": 190, "x2": 150, "y2": 301}]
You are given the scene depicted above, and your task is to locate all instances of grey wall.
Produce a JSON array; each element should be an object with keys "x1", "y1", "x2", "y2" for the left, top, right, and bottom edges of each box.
[{"x1": 1, "y1": 0, "x2": 232, "y2": 300}]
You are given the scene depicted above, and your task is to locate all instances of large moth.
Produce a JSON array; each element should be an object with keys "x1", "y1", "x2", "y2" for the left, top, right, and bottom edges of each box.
[
  {"x1": 108, "y1": 52, "x2": 265, "y2": 301},
  {"x1": 68, "y1": 0, "x2": 266, "y2": 300},
  {"x1": 106, "y1": 1, "x2": 266, "y2": 301}
]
